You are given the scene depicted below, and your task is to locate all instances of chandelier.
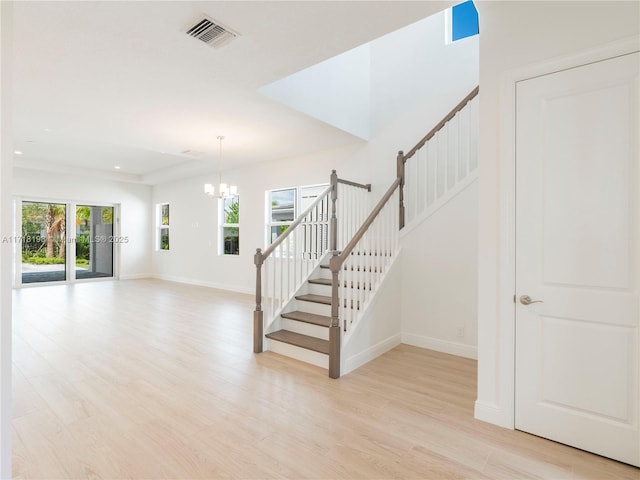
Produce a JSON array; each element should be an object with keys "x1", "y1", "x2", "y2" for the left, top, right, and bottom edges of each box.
[{"x1": 204, "y1": 135, "x2": 237, "y2": 198}]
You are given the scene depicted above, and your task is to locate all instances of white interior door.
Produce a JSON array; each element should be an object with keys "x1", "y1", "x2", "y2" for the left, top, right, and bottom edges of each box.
[{"x1": 515, "y1": 51, "x2": 640, "y2": 467}]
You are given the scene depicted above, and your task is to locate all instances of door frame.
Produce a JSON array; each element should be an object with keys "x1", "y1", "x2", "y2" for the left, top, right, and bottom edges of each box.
[{"x1": 476, "y1": 34, "x2": 640, "y2": 429}]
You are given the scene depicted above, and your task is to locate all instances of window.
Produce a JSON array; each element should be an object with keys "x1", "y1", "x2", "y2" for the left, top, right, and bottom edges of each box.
[
  {"x1": 267, "y1": 184, "x2": 328, "y2": 244},
  {"x1": 221, "y1": 195, "x2": 239, "y2": 255},
  {"x1": 158, "y1": 203, "x2": 170, "y2": 250},
  {"x1": 447, "y1": 1, "x2": 479, "y2": 43},
  {"x1": 269, "y1": 188, "x2": 296, "y2": 243}
]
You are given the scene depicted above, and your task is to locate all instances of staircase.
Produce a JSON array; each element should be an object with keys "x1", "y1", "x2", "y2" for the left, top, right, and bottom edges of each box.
[
  {"x1": 253, "y1": 86, "x2": 479, "y2": 378},
  {"x1": 264, "y1": 249, "x2": 391, "y2": 367},
  {"x1": 265, "y1": 264, "x2": 333, "y2": 366}
]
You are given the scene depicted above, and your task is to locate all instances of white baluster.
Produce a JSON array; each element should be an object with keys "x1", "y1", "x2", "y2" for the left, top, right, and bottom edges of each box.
[
  {"x1": 459, "y1": 106, "x2": 469, "y2": 180},
  {"x1": 358, "y1": 247, "x2": 364, "y2": 316},
  {"x1": 469, "y1": 97, "x2": 478, "y2": 172},
  {"x1": 450, "y1": 116, "x2": 459, "y2": 188},
  {"x1": 289, "y1": 235, "x2": 293, "y2": 298},
  {"x1": 418, "y1": 148, "x2": 425, "y2": 218}
]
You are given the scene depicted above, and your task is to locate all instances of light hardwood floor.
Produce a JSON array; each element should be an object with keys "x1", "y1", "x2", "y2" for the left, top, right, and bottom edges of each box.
[{"x1": 11, "y1": 279, "x2": 640, "y2": 479}]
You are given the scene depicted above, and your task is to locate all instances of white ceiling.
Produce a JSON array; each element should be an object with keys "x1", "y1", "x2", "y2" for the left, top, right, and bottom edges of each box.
[{"x1": 12, "y1": 1, "x2": 451, "y2": 184}]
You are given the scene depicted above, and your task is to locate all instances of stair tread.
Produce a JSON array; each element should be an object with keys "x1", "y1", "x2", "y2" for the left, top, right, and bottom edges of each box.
[
  {"x1": 266, "y1": 330, "x2": 329, "y2": 354},
  {"x1": 308, "y1": 278, "x2": 332, "y2": 286},
  {"x1": 296, "y1": 294, "x2": 332, "y2": 305},
  {"x1": 282, "y1": 311, "x2": 331, "y2": 327}
]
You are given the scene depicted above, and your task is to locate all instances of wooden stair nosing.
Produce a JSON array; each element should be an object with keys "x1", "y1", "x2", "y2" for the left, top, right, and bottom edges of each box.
[
  {"x1": 265, "y1": 330, "x2": 330, "y2": 355},
  {"x1": 295, "y1": 294, "x2": 332, "y2": 305},
  {"x1": 307, "y1": 278, "x2": 372, "y2": 290},
  {"x1": 281, "y1": 311, "x2": 331, "y2": 327}
]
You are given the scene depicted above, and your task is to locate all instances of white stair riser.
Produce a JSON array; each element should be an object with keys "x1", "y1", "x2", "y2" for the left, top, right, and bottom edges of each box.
[
  {"x1": 280, "y1": 318, "x2": 329, "y2": 340},
  {"x1": 318, "y1": 268, "x2": 332, "y2": 280},
  {"x1": 265, "y1": 338, "x2": 329, "y2": 369},
  {"x1": 295, "y1": 299, "x2": 331, "y2": 316},
  {"x1": 307, "y1": 283, "x2": 332, "y2": 296}
]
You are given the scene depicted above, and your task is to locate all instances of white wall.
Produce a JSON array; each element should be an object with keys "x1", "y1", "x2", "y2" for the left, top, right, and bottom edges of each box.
[
  {"x1": 12, "y1": 169, "x2": 152, "y2": 279},
  {"x1": 259, "y1": 44, "x2": 372, "y2": 140},
  {"x1": 475, "y1": 1, "x2": 640, "y2": 428},
  {"x1": 151, "y1": 146, "x2": 355, "y2": 293},
  {"x1": 401, "y1": 180, "x2": 478, "y2": 359},
  {"x1": 343, "y1": 255, "x2": 403, "y2": 374},
  {"x1": 151, "y1": 9, "x2": 479, "y2": 299},
  {"x1": 369, "y1": 10, "x2": 478, "y2": 138}
]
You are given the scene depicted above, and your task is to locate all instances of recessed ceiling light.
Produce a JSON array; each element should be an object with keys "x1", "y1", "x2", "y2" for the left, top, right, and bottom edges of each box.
[
  {"x1": 14, "y1": 150, "x2": 23, "y2": 155},
  {"x1": 43, "y1": 128, "x2": 51, "y2": 132},
  {"x1": 114, "y1": 165, "x2": 121, "y2": 170}
]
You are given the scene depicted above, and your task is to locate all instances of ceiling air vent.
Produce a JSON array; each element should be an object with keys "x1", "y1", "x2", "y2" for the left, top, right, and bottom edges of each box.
[{"x1": 186, "y1": 16, "x2": 238, "y2": 48}]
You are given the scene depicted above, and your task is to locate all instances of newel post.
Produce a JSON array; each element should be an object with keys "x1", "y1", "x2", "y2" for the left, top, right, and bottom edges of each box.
[
  {"x1": 253, "y1": 248, "x2": 264, "y2": 353},
  {"x1": 328, "y1": 252, "x2": 341, "y2": 379},
  {"x1": 330, "y1": 169, "x2": 338, "y2": 252},
  {"x1": 397, "y1": 150, "x2": 406, "y2": 229}
]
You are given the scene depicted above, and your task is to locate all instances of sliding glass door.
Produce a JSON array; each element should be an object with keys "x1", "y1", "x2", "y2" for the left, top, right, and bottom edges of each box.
[
  {"x1": 21, "y1": 201, "x2": 67, "y2": 284},
  {"x1": 17, "y1": 200, "x2": 116, "y2": 286},
  {"x1": 75, "y1": 205, "x2": 114, "y2": 280}
]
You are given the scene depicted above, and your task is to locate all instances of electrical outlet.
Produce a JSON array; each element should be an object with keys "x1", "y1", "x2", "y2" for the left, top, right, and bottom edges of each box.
[{"x1": 456, "y1": 327, "x2": 465, "y2": 338}]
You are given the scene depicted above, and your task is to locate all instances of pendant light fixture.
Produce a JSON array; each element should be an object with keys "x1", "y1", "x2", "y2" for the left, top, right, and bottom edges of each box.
[{"x1": 204, "y1": 135, "x2": 237, "y2": 198}]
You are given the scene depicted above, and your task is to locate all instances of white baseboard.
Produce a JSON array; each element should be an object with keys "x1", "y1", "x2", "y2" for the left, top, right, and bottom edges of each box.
[
  {"x1": 401, "y1": 332, "x2": 477, "y2": 360},
  {"x1": 474, "y1": 400, "x2": 513, "y2": 429},
  {"x1": 344, "y1": 333, "x2": 402, "y2": 375},
  {"x1": 119, "y1": 273, "x2": 152, "y2": 280},
  {"x1": 151, "y1": 274, "x2": 254, "y2": 295}
]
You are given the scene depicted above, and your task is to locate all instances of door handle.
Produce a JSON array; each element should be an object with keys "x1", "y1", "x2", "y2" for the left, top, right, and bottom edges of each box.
[{"x1": 520, "y1": 295, "x2": 543, "y2": 305}]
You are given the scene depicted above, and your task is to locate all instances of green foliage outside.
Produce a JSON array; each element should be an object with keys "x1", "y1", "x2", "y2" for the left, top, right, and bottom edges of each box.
[
  {"x1": 102, "y1": 207, "x2": 113, "y2": 224},
  {"x1": 224, "y1": 196, "x2": 239, "y2": 224},
  {"x1": 76, "y1": 233, "x2": 91, "y2": 260},
  {"x1": 22, "y1": 204, "x2": 114, "y2": 266},
  {"x1": 22, "y1": 257, "x2": 66, "y2": 265},
  {"x1": 223, "y1": 196, "x2": 239, "y2": 255},
  {"x1": 21, "y1": 202, "x2": 65, "y2": 261},
  {"x1": 160, "y1": 231, "x2": 170, "y2": 250}
]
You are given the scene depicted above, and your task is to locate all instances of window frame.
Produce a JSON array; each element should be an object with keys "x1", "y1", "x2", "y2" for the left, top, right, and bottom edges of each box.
[
  {"x1": 157, "y1": 203, "x2": 170, "y2": 251},
  {"x1": 268, "y1": 187, "x2": 297, "y2": 245},
  {"x1": 445, "y1": 0, "x2": 479, "y2": 44},
  {"x1": 219, "y1": 194, "x2": 240, "y2": 256}
]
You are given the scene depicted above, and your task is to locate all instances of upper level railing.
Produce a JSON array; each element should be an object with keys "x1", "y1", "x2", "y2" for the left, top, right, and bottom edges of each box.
[
  {"x1": 253, "y1": 170, "x2": 370, "y2": 353},
  {"x1": 399, "y1": 86, "x2": 479, "y2": 228}
]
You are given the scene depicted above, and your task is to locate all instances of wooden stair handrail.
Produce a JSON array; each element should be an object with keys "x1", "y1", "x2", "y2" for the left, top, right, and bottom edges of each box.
[
  {"x1": 256, "y1": 87, "x2": 480, "y2": 377},
  {"x1": 331, "y1": 177, "x2": 401, "y2": 270},
  {"x1": 337, "y1": 178, "x2": 371, "y2": 192},
  {"x1": 254, "y1": 170, "x2": 371, "y2": 357},
  {"x1": 260, "y1": 185, "x2": 331, "y2": 261},
  {"x1": 403, "y1": 86, "x2": 479, "y2": 162}
]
